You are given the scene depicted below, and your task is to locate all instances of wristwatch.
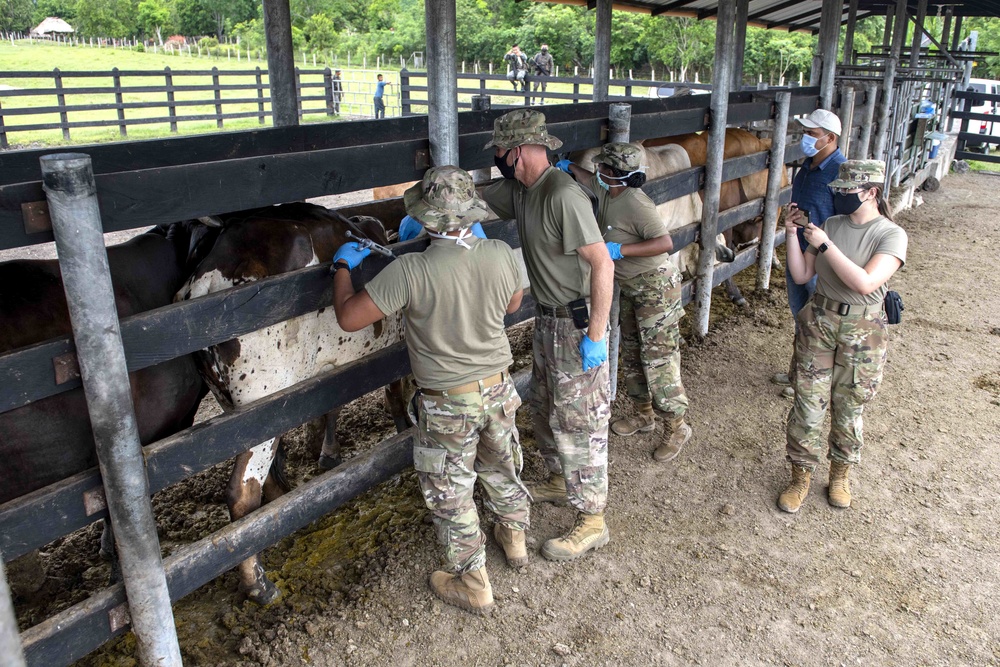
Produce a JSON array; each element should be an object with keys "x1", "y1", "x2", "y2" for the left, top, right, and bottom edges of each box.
[
  {"x1": 818, "y1": 242, "x2": 829, "y2": 254},
  {"x1": 334, "y1": 260, "x2": 352, "y2": 272}
]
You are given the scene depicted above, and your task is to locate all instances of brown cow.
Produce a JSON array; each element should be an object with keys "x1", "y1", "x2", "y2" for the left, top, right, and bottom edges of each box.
[{"x1": 644, "y1": 128, "x2": 790, "y2": 306}]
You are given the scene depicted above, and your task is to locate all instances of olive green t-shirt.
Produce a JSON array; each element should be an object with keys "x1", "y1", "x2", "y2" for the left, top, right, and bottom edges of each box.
[
  {"x1": 483, "y1": 168, "x2": 604, "y2": 308},
  {"x1": 811, "y1": 214, "x2": 908, "y2": 306},
  {"x1": 587, "y1": 172, "x2": 672, "y2": 281},
  {"x1": 364, "y1": 237, "x2": 520, "y2": 390}
]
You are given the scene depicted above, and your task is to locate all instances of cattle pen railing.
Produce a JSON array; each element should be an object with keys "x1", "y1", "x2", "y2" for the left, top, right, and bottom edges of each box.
[
  {"x1": 952, "y1": 88, "x2": 1000, "y2": 163},
  {"x1": 0, "y1": 88, "x2": 817, "y2": 665}
]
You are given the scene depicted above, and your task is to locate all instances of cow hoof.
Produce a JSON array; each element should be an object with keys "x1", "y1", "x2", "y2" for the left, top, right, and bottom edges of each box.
[
  {"x1": 318, "y1": 454, "x2": 342, "y2": 470},
  {"x1": 241, "y1": 579, "x2": 281, "y2": 606},
  {"x1": 732, "y1": 296, "x2": 748, "y2": 308}
]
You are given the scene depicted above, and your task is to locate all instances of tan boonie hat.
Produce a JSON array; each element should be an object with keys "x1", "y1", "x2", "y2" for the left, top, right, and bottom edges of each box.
[
  {"x1": 403, "y1": 166, "x2": 491, "y2": 233},
  {"x1": 483, "y1": 109, "x2": 563, "y2": 151},
  {"x1": 827, "y1": 160, "x2": 886, "y2": 189},
  {"x1": 797, "y1": 108, "x2": 843, "y2": 136},
  {"x1": 591, "y1": 142, "x2": 643, "y2": 172}
]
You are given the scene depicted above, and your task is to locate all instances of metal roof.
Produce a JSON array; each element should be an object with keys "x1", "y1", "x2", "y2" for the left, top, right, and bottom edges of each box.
[{"x1": 531, "y1": 0, "x2": 1000, "y2": 34}]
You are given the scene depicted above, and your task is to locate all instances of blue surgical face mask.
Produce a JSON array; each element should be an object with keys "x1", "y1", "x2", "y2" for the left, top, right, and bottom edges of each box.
[
  {"x1": 801, "y1": 133, "x2": 819, "y2": 157},
  {"x1": 595, "y1": 171, "x2": 611, "y2": 192}
]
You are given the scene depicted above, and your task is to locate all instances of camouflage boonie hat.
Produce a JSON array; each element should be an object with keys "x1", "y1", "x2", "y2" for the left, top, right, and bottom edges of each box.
[
  {"x1": 403, "y1": 166, "x2": 491, "y2": 233},
  {"x1": 828, "y1": 160, "x2": 886, "y2": 189},
  {"x1": 483, "y1": 109, "x2": 563, "y2": 150},
  {"x1": 591, "y1": 142, "x2": 643, "y2": 172}
]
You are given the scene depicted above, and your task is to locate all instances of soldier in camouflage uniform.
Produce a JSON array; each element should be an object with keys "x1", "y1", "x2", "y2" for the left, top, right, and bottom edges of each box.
[
  {"x1": 779, "y1": 160, "x2": 907, "y2": 513},
  {"x1": 482, "y1": 109, "x2": 616, "y2": 562},
  {"x1": 557, "y1": 143, "x2": 691, "y2": 461},
  {"x1": 331, "y1": 166, "x2": 529, "y2": 614}
]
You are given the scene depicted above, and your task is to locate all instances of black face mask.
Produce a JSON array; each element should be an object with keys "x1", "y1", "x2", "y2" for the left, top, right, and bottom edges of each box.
[
  {"x1": 494, "y1": 148, "x2": 518, "y2": 179},
  {"x1": 833, "y1": 192, "x2": 865, "y2": 215}
]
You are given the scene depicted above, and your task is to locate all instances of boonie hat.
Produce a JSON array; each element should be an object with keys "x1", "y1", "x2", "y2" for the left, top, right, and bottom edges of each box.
[
  {"x1": 797, "y1": 108, "x2": 843, "y2": 136},
  {"x1": 403, "y1": 166, "x2": 491, "y2": 233},
  {"x1": 591, "y1": 142, "x2": 643, "y2": 172},
  {"x1": 483, "y1": 109, "x2": 563, "y2": 151},
  {"x1": 827, "y1": 159, "x2": 886, "y2": 189}
]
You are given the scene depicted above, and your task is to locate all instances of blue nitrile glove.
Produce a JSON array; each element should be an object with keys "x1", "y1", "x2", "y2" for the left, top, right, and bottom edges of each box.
[
  {"x1": 470, "y1": 222, "x2": 487, "y2": 239},
  {"x1": 580, "y1": 335, "x2": 607, "y2": 371},
  {"x1": 555, "y1": 159, "x2": 573, "y2": 173},
  {"x1": 398, "y1": 215, "x2": 423, "y2": 241},
  {"x1": 606, "y1": 242, "x2": 623, "y2": 260},
  {"x1": 333, "y1": 242, "x2": 371, "y2": 270}
]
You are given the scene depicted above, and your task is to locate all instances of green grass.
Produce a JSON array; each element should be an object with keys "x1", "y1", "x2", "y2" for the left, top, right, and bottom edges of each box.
[
  {"x1": 0, "y1": 41, "x2": 405, "y2": 148},
  {"x1": 967, "y1": 159, "x2": 1000, "y2": 172},
  {"x1": 1, "y1": 41, "x2": 653, "y2": 149}
]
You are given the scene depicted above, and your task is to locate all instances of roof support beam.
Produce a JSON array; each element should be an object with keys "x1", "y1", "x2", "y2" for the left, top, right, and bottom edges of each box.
[
  {"x1": 593, "y1": 0, "x2": 612, "y2": 101},
  {"x1": 425, "y1": 0, "x2": 459, "y2": 166},
  {"x1": 909, "y1": 12, "x2": 960, "y2": 67},
  {"x1": 773, "y1": 7, "x2": 823, "y2": 31},
  {"x1": 262, "y1": 0, "x2": 298, "y2": 127},
  {"x1": 951, "y1": 14, "x2": 963, "y2": 52},
  {"x1": 732, "y1": 0, "x2": 749, "y2": 90},
  {"x1": 843, "y1": 0, "x2": 860, "y2": 63},
  {"x1": 818, "y1": 0, "x2": 842, "y2": 108},
  {"x1": 747, "y1": 0, "x2": 801, "y2": 21},
  {"x1": 909, "y1": 0, "x2": 928, "y2": 68},
  {"x1": 651, "y1": 0, "x2": 698, "y2": 16}
]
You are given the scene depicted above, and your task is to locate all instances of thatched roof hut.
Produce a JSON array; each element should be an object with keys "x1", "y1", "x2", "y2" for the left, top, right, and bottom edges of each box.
[{"x1": 30, "y1": 17, "x2": 75, "y2": 36}]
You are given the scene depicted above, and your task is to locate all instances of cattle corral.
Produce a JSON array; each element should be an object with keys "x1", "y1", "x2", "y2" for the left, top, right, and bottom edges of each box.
[
  {"x1": 1, "y1": 89, "x2": 818, "y2": 665},
  {"x1": 12, "y1": 171, "x2": 1000, "y2": 667}
]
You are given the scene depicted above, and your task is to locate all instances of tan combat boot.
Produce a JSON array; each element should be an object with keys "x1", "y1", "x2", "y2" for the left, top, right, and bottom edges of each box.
[
  {"x1": 429, "y1": 566, "x2": 494, "y2": 614},
  {"x1": 529, "y1": 473, "x2": 568, "y2": 506},
  {"x1": 493, "y1": 523, "x2": 529, "y2": 568},
  {"x1": 653, "y1": 416, "x2": 692, "y2": 462},
  {"x1": 777, "y1": 465, "x2": 812, "y2": 513},
  {"x1": 611, "y1": 402, "x2": 656, "y2": 436},
  {"x1": 828, "y1": 461, "x2": 852, "y2": 508},
  {"x1": 541, "y1": 512, "x2": 610, "y2": 562}
]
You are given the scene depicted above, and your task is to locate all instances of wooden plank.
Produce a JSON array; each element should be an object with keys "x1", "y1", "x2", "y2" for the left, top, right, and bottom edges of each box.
[
  {"x1": 955, "y1": 151, "x2": 1000, "y2": 163},
  {"x1": 0, "y1": 290, "x2": 537, "y2": 561},
  {"x1": 0, "y1": 218, "x2": 521, "y2": 414}
]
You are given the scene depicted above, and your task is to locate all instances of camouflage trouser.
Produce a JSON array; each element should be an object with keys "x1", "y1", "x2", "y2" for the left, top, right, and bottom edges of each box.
[
  {"x1": 786, "y1": 300, "x2": 889, "y2": 469},
  {"x1": 414, "y1": 377, "x2": 530, "y2": 574},
  {"x1": 618, "y1": 265, "x2": 688, "y2": 419},
  {"x1": 531, "y1": 313, "x2": 611, "y2": 514}
]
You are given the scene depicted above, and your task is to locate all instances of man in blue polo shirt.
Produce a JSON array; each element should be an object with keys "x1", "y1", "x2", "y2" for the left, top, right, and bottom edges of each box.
[{"x1": 773, "y1": 108, "x2": 847, "y2": 398}]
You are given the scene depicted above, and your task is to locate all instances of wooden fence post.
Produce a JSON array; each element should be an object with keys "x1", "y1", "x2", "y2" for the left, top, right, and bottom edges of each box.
[
  {"x1": 0, "y1": 97, "x2": 7, "y2": 149},
  {"x1": 756, "y1": 91, "x2": 791, "y2": 291},
  {"x1": 399, "y1": 69, "x2": 411, "y2": 116},
  {"x1": 256, "y1": 67, "x2": 266, "y2": 124},
  {"x1": 323, "y1": 67, "x2": 335, "y2": 116},
  {"x1": 573, "y1": 80, "x2": 580, "y2": 103},
  {"x1": 112, "y1": 67, "x2": 126, "y2": 137},
  {"x1": 54, "y1": 68, "x2": 71, "y2": 141},
  {"x1": 212, "y1": 67, "x2": 223, "y2": 128},
  {"x1": 165, "y1": 67, "x2": 177, "y2": 133},
  {"x1": 295, "y1": 67, "x2": 303, "y2": 122}
]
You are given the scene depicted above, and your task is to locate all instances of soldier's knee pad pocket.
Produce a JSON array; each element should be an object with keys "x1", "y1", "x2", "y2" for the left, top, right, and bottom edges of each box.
[
  {"x1": 849, "y1": 365, "x2": 882, "y2": 402},
  {"x1": 554, "y1": 370, "x2": 609, "y2": 432},
  {"x1": 422, "y1": 409, "x2": 467, "y2": 435},
  {"x1": 414, "y1": 447, "x2": 447, "y2": 475}
]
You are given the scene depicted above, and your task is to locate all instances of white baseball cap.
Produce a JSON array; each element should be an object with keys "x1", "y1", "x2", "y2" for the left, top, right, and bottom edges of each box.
[{"x1": 797, "y1": 108, "x2": 842, "y2": 136}]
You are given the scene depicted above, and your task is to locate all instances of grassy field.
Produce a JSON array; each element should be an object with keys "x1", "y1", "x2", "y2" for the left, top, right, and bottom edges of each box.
[{"x1": 0, "y1": 41, "x2": 642, "y2": 149}]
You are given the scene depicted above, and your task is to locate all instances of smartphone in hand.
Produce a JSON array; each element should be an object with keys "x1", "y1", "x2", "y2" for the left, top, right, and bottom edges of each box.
[{"x1": 793, "y1": 210, "x2": 810, "y2": 228}]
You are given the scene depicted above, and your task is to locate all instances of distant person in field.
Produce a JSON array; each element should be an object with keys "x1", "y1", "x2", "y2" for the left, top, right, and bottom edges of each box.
[
  {"x1": 532, "y1": 44, "x2": 553, "y2": 105},
  {"x1": 332, "y1": 68, "x2": 344, "y2": 115},
  {"x1": 504, "y1": 45, "x2": 529, "y2": 92},
  {"x1": 374, "y1": 73, "x2": 390, "y2": 119}
]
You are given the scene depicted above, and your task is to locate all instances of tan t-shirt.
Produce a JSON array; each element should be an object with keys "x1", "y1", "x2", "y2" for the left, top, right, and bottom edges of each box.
[
  {"x1": 364, "y1": 237, "x2": 520, "y2": 390},
  {"x1": 587, "y1": 173, "x2": 671, "y2": 281},
  {"x1": 483, "y1": 168, "x2": 604, "y2": 307},
  {"x1": 811, "y1": 214, "x2": 908, "y2": 306}
]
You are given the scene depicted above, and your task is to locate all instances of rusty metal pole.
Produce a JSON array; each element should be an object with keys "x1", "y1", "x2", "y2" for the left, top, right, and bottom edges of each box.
[
  {"x1": 756, "y1": 91, "x2": 790, "y2": 291},
  {"x1": 693, "y1": 0, "x2": 735, "y2": 338},
  {"x1": 40, "y1": 154, "x2": 182, "y2": 667}
]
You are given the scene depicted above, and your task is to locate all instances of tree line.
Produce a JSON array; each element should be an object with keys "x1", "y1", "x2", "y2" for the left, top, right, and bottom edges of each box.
[{"x1": 3, "y1": 0, "x2": 999, "y2": 81}]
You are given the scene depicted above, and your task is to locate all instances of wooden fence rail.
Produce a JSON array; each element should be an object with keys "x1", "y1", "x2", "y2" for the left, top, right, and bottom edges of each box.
[
  {"x1": 952, "y1": 88, "x2": 1000, "y2": 164},
  {"x1": 1, "y1": 92, "x2": 815, "y2": 664},
  {"x1": 0, "y1": 67, "x2": 386, "y2": 147}
]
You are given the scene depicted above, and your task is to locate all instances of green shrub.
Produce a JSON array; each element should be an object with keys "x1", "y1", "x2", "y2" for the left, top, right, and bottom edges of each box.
[{"x1": 199, "y1": 36, "x2": 219, "y2": 49}]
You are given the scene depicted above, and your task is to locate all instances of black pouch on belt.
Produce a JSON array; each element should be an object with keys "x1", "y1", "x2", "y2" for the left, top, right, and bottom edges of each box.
[
  {"x1": 568, "y1": 297, "x2": 590, "y2": 330},
  {"x1": 884, "y1": 290, "x2": 904, "y2": 324}
]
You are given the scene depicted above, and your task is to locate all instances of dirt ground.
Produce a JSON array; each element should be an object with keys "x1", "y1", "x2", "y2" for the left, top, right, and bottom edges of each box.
[{"x1": 10, "y1": 172, "x2": 1000, "y2": 666}]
